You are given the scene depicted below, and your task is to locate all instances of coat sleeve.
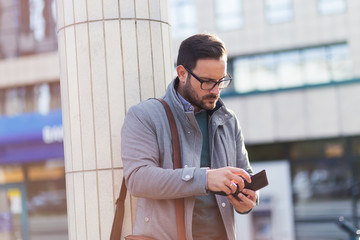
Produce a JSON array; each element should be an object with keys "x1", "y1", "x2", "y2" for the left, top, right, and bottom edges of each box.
[{"x1": 121, "y1": 102, "x2": 208, "y2": 199}]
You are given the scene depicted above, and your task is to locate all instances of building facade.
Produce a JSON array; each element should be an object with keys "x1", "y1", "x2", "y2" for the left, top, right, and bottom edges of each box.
[
  {"x1": 170, "y1": 0, "x2": 360, "y2": 239},
  {"x1": 1, "y1": 0, "x2": 360, "y2": 239},
  {"x1": 0, "y1": 1, "x2": 66, "y2": 239}
]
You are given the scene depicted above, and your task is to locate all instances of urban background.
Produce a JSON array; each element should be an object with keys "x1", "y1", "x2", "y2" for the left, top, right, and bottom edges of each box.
[{"x1": 0, "y1": 0, "x2": 359, "y2": 240}]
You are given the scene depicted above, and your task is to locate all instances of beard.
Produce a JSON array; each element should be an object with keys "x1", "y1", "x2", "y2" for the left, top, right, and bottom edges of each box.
[{"x1": 182, "y1": 78, "x2": 219, "y2": 111}]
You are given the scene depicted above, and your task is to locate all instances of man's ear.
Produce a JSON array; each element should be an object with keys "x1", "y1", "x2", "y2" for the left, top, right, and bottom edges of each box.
[{"x1": 176, "y1": 65, "x2": 187, "y2": 84}]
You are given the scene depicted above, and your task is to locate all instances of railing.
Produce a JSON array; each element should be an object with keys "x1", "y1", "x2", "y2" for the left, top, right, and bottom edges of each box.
[{"x1": 337, "y1": 216, "x2": 360, "y2": 240}]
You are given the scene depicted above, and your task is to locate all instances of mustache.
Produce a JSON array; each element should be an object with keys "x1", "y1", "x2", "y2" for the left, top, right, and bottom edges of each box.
[{"x1": 203, "y1": 94, "x2": 219, "y2": 99}]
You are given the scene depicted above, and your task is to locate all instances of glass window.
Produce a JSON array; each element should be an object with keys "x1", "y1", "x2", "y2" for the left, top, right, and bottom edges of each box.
[
  {"x1": 290, "y1": 139, "x2": 346, "y2": 160},
  {"x1": 232, "y1": 44, "x2": 353, "y2": 94},
  {"x1": 5, "y1": 87, "x2": 27, "y2": 116},
  {"x1": 28, "y1": 159, "x2": 65, "y2": 181},
  {"x1": 0, "y1": 0, "x2": 57, "y2": 59},
  {"x1": 0, "y1": 0, "x2": 19, "y2": 59},
  {"x1": 246, "y1": 143, "x2": 286, "y2": 161},
  {"x1": 27, "y1": 159, "x2": 67, "y2": 216},
  {"x1": 265, "y1": 0, "x2": 293, "y2": 24},
  {"x1": 252, "y1": 54, "x2": 278, "y2": 90},
  {"x1": 302, "y1": 47, "x2": 330, "y2": 85},
  {"x1": 30, "y1": 0, "x2": 45, "y2": 41},
  {"x1": 34, "y1": 83, "x2": 51, "y2": 114},
  {"x1": 170, "y1": 0, "x2": 197, "y2": 38},
  {"x1": 277, "y1": 50, "x2": 303, "y2": 88},
  {"x1": 328, "y1": 44, "x2": 353, "y2": 81},
  {"x1": 2, "y1": 83, "x2": 60, "y2": 116},
  {"x1": 233, "y1": 55, "x2": 278, "y2": 92},
  {"x1": 0, "y1": 164, "x2": 24, "y2": 184},
  {"x1": 292, "y1": 160, "x2": 351, "y2": 201},
  {"x1": 318, "y1": 0, "x2": 346, "y2": 15},
  {"x1": 30, "y1": 0, "x2": 56, "y2": 41},
  {"x1": 214, "y1": 0, "x2": 243, "y2": 31},
  {"x1": 233, "y1": 57, "x2": 255, "y2": 92}
]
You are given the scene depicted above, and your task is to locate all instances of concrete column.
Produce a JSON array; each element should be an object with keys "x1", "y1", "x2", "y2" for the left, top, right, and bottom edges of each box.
[{"x1": 55, "y1": 0, "x2": 173, "y2": 239}]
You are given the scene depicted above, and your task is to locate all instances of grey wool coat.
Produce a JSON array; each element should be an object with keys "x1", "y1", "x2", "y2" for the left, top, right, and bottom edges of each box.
[{"x1": 121, "y1": 79, "x2": 253, "y2": 240}]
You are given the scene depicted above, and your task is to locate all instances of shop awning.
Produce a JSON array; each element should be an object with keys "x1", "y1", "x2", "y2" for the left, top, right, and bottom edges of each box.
[{"x1": 0, "y1": 109, "x2": 64, "y2": 164}]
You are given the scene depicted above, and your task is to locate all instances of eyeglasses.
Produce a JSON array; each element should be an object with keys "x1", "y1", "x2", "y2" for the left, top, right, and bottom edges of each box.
[{"x1": 184, "y1": 66, "x2": 232, "y2": 90}]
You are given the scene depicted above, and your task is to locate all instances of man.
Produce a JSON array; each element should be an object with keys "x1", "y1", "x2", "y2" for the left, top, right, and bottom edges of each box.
[{"x1": 121, "y1": 33, "x2": 257, "y2": 240}]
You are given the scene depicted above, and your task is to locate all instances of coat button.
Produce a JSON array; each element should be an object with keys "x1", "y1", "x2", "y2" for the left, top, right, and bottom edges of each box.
[
  {"x1": 184, "y1": 165, "x2": 188, "y2": 168},
  {"x1": 185, "y1": 175, "x2": 190, "y2": 180},
  {"x1": 221, "y1": 202, "x2": 226, "y2": 208},
  {"x1": 145, "y1": 217, "x2": 149, "y2": 222}
]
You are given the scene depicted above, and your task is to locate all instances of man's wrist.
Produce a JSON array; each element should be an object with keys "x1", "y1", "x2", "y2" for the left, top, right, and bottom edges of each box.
[{"x1": 201, "y1": 167, "x2": 210, "y2": 191}]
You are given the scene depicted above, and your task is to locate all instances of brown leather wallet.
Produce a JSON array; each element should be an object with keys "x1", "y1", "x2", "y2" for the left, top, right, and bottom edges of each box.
[
  {"x1": 244, "y1": 170, "x2": 269, "y2": 191},
  {"x1": 212, "y1": 169, "x2": 269, "y2": 200}
]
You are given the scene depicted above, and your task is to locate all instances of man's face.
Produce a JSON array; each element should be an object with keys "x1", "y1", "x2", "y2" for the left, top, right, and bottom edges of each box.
[{"x1": 177, "y1": 58, "x2": 227, "y2": 112}]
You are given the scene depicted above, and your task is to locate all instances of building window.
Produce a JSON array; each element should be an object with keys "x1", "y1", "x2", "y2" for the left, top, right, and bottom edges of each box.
[
  {"x1": 214, "y1": 0, "x2": 243, "y2": 31},
  {"x1": 302, "y1": 47, "x2": 329, "y2": 85},
  {"x1": 265, "y1": 0, "x2": 293, "y2": 24},
  {"x1": 277, "y1": 50, "x2": 302, "y2": 88},
  {"x1": 0, "y1": 0, "x2": 57, "y2": 60},
  {"x1": 5, "y1": 87, "x2": 27, "y2": 116},
  {"x1": 317, "y1": 0, "x2": 346, "y2": 15},
  {"x1": 0, "y1": 0, "x2": 19, "y2": 59},
  {"x1": 34, "y1": 83, "x2": 51, "y2": 115},
  {"x1": 170, "y1": 0, "x2": 197, "y2": 39},
  {"x1": 232, "y1": 43, "x2": 353, "y2": 93},
  {"x1": 328, "y1": 44, "x2": 353, "y2": 81},
  {"x1": 30, "y1": 0, "x2": 56, "y2": 42},
  {"x1": 1, "y1": 82, "x2": 61, "y2": 116}
]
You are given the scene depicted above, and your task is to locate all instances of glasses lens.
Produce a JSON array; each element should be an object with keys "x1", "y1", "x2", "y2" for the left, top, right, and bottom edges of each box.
[
  {"x1": 219, "y1": 79, "x2": 231, "y2": 89},
  {"x1": 202, "y1": 81, "x2": 215, "y2": 90}
]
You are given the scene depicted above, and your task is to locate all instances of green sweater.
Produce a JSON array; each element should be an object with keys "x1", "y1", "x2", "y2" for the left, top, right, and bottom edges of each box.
[{"x1": 192, "y1": 110, "x2": 226, "y2": 239}]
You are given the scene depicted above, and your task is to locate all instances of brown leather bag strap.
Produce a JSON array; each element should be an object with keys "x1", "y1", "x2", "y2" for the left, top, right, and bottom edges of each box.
[
  {"x1": 158, "y1": 98, "x2": 186, "y2": 240},
  {"x1": 157, "y1": 99, "x2": 181, "y2": 168},
  {"x1": 110, "y1": 98, "x2": 185, "y2": 240},
  {"x1": 110, "y1": 178, "x2": 127, "y2": 240}
]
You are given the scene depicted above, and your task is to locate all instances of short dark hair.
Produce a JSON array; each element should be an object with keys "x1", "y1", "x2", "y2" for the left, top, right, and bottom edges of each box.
[{"x1": 176, "y1": 33, "x2": 227, "y2": 70}]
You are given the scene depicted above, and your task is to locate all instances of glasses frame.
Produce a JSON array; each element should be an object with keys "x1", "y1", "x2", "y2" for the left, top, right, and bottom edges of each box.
[{"x1": 183, "y1": 66, "x2": 232, "y2": 90}]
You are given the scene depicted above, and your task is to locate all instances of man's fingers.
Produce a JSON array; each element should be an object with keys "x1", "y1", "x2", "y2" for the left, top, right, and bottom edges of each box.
[
  {"x1": 232, "y1": 168, "x2": 251, "y2": 183},
  {"x1": 207, "y1": 167, "x2": 252, "y2": 193},
  {"x1": 227, "y1": 169, "x2": 251, "y2": 190}
]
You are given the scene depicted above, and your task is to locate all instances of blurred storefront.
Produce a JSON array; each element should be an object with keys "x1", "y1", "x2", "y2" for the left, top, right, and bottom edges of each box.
[
  {"x1": 0, "y1": 86, "x2": 66, "y2": 240},
  {"x1": 0, "y1": 0, "x2": 67, "y2": 239}
]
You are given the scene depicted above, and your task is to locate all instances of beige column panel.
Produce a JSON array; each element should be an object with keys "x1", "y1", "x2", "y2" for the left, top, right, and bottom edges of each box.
[{"x1": 55, "y1": 0, "x2": 173, "y2": 239}]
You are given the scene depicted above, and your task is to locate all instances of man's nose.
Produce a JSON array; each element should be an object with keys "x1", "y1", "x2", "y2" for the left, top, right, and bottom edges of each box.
[{"x1": 210, "y1": 84, "x2": 221, "y2": 94}]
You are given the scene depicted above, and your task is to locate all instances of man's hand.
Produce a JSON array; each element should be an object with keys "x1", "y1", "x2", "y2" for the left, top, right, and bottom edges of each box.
[
  {"x1": 207, "y1": 167, "x2": 251, "y2": 195},
  {"x1": 227, "y1": 188, "x2": 257, "y2": 213}
]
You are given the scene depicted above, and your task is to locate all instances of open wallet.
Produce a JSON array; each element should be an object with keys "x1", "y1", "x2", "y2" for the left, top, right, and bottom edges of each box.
[{"x1": 212, "y1": 170, "x2": 269, "y2": 201}]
